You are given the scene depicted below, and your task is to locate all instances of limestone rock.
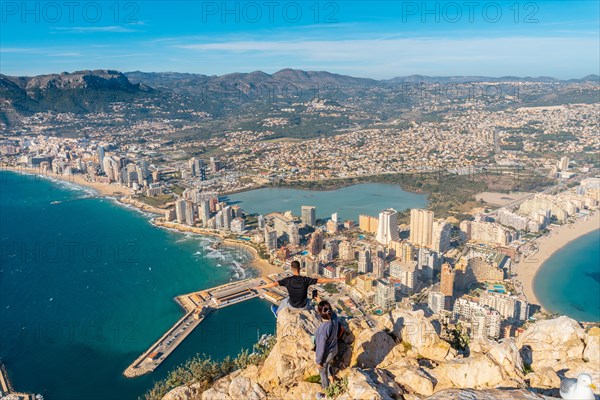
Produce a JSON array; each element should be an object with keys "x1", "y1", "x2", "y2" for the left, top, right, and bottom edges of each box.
[
  {"x1": 427, "y1": 388, "x2": 554, "y2": 399},
  {"x1": 433, "y1": 353, "x2": 505, "y2": 390},
  {"x1": 348, "y1": 320, "x2": 396, "y2": 369},
  {"x1": 339, "y1": 369, "x2": 402, "y2": 400},
  {"x1": 227, "y1": 375, "x2": 266, "y2": 400},
  {"x1": 281, "y1": 381, "x2": 324, "y2": 400},
  {"x1": 486, "y1": 339, "x2": 524, "y2": 382},
  {"x1": 391, "y1": 309, "x2": 456, "y2": 363},
  {"x1": 517, "y1": 316, "x2": 585, "y2": 370},
  {"x1": 257, "y1": 308, "x2": 321, "y2": 391},
  {"x1": 163, "y1": 383, "x2": 202, "y2": 400},
  {"x1": 387, "y1": 365, "x2": 436, "y2": 396},
  {"x1": 583, "y1": 326, "x2": 600, "y2": 366},
  {"x1": 526, "y1": 367, "x2": 561, "y2": 389}
]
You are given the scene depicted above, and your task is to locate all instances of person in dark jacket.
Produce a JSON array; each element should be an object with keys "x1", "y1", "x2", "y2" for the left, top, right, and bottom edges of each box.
[
  {"x1": 257, "y1": 260, "x2": 343, "y2": 316},
  {"x1": 314, "y1": 300, "x2": 339, "y2": 397}
]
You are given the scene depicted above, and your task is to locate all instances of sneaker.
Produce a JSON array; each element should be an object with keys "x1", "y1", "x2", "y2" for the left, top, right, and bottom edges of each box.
[{"x1": 270, "y1": 304, "x2": 278, "y2": 317}]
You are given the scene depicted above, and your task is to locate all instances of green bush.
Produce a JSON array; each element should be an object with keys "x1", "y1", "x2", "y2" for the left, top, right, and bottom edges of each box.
[{"x1": 142, "y1": 336, "x2": 275, "y2": 400}]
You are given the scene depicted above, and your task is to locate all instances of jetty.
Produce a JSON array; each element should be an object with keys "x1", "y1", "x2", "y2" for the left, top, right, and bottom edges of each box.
[{"x1": 123, "y1": 273, "x2": 289, "y2": 377}]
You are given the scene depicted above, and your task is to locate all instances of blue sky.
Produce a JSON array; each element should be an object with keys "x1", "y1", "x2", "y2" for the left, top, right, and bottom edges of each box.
[{"x1": 1, "y1": 1, "x2": 598, "y2": 78}]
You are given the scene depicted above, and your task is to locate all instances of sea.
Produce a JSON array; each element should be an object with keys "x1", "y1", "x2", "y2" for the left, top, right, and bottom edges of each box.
[
  {"x1": 533, "y1": 228, "x2": 600, "y2": 322},
  {"x1": 0, "y1": 173, "x2": 428, "y2": 399},
  {"x1": 0, "y1": 171, "x2": 275, "y2": 400}
]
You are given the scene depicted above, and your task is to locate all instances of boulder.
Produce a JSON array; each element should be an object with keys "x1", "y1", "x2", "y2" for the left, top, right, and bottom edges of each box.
[
  {"x1": 338, "y1": 369, "x2": 402, "y2": 400},
  {"x1": 486, "y1": 339, "x2": 524, "y2": 382},
  {"x1": 427, "y1": 388, "x2": 554, "y2": 399},
  {"x1": 163, "y1": 383, "x2": 202, "y2": 400},
  {"x1": 583, "y1": 326, "x2": 600, "y2": 366},
  {"x1": 433, "y1": 353, "x2": 505, "y2": 390},
  {"x1": 526, "y1": 367, "x2": 561, "y2": 390},
  {"x1": 387, "y1": 365, "x2": 436, "y2": 396},
  {"x1": 391, "y1": 309, "x2": 456, "y2": 362},
  {"x1": 256, "y1": 308, "x2": 321, "y2": 391},
  {"x1": 348, "y1": 320, "x2": 396, "y2": 368},
  {"x1": 517, "y1": 316, "x2": 585, "y2": 370},
  {"x1": 281, "y1": 382, "x2": 324, "y2": 400}
]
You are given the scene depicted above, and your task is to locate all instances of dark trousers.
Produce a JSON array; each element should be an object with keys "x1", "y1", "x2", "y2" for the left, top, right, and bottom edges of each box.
[{"x1": 319, "y1": 350, "x2": 336, "y2": 389}]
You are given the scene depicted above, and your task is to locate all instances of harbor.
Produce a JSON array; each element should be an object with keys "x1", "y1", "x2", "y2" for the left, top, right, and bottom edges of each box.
[{"x1": 123, "y1": 273, "x2": 289, "y2": 377}]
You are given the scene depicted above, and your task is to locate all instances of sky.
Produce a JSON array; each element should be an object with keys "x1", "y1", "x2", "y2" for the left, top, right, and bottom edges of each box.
[{"x1": 1, "y1": 0, "x2": 599, "y2": 78}]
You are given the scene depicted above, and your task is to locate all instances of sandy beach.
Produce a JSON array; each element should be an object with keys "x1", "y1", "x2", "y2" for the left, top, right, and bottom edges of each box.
[
  {"x1": 514, "y1": 212, "x2": 600, "y2": 310},
  {"x1": 2, "y1": 165, "x2": 131, "y2": 197},
  {"x1": 152, "y1": 219, "x2": 281, "y2": 276}
]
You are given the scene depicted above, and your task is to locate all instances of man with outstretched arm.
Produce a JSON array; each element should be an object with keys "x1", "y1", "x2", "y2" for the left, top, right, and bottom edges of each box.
[{"x1": 257, "y1": 260, "x2": 344, "y2": 316}]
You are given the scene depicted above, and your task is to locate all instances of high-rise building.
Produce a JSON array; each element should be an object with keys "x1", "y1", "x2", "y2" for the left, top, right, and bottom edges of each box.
[
  {"x1": 356, "y1": 274, "x2": 374, "y2": 294},
  {"x1": 210, "y1": 157, "x2": 222, "y2": 172},
  {"x1": 358, "y1": 248, "x2": 372, "y2": 274},
  {"x1": 390, "y1": 260, "x2": 417, "y2": 295},
  {"x1": 375, "y1": 280, "x2": 395, "y2": 310},
  {"x1": 459, "y1": 220, "x2": 514, "y2": 246},
  {"x1": 222, "y1": 206, "x2": 232, "y2": 229},
  {"x1": 308, "y1": 230, "x2": 324, "y2": 256},
  {"x1": 199, "y1": 200, "x2": 211, "y2": 228},
  {"x1": 231, "y1": 217, "x2": 245, "y2": 233},
  {"x1": 97, "y1": 146, "x2": 105, "y2": 172},
  {"x1": 339, "y1": 241, "x2": 354, "y2": 261},
  {"x1": 326, "y1": 219, "x2": 338, "y2": 234},
  {"x1": 189, "y1": 158, "x2": 204, "y2": 177},
  {"x1": 358, "y1": 215, "x2": 379, "y2": 234},
  {"x1": 257, "y1": 215, "x2": 265, "y2": 230},
  {"x1": 428, "y1": 291, "x2": 446, "y2": 314},
  {"x1": 410, "y1": 209, "x2": 434, "y2": 247},
  {"x1": 175, "y1": 199, "x2": 187, "y2": 224},
  {"x1": 301, "y1": 206, "x2": 316, "y2": 226},
  {"x1": 440, "y1": 262, "x2": 455, "y2": 301},
  {"x1": 432, "y1": 220, "x2": 452, "y2": 253},
  {"x1": 376, "y1": 209, "x2": 400, "y2": 245},
  {"x1": 264, "y1": 227, "x2": 278, "y2": 251},
  {"x1": 479, "y1": 291, "x2": 529, "y2": 322},
  {"x1": 372, "y1": 255, "x2": 385, "y2": 279},
  {"x1": 558, "y1": 156, "x2": 570, "y2": 171},
  {"x1": 331, "y1": 213, "x2": 339, "y2": 223},
  {"x1": 185, "y1": 200, "x2": 195, "y2": 226}
]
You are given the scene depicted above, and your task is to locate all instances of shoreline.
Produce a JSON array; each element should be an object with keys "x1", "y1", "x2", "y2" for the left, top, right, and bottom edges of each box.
[
  {"x1": 3, "y1": 166, "x2": 279, "y2": 277},
  {"x1": 150, "y1": 219, "x2": 280, "y2": 276},
  {"x1": 2, "y1": 165, "x2": 132, "y2": 197},
  {"x1": 514, "y1": 211, "x2": 600, "y2": 312}
]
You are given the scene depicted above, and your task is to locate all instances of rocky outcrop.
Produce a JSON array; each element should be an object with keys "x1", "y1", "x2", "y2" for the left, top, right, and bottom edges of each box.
[
  {"x1": 583, "y1": 326, "x2": 600, "y2": 365},
  {"x1": 256, "y1": 307, "x2": 321, "y2": 392},
  {"x1": 162, "y1": 313, "x2": 599, "y2": 400},
  {"x1": 348, "y1": 319, "x2": 396, "y2": 368},
  {"x1": 427, "y1": 389, "x2": 554, "y2": 399},
  {"x1": 391, "y1": 310, "x2": 456, "y2": 363},
  {"x1": 517, "y1": 316, "x2": 585, "y2": 370}
]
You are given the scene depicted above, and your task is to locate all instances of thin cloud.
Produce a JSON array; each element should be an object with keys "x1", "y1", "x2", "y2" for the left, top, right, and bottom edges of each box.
[{"x1": 52, "y1": 26, "x2": 138, "y2": 33}]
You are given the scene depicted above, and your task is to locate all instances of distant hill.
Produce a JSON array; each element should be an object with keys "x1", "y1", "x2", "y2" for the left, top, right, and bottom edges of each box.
[
  {"x1": 1, "y1": 68, "x2": 597, "y2": 129},
  {"x1": 0, "y1": 70, "x2": 153, "y2": 125}
]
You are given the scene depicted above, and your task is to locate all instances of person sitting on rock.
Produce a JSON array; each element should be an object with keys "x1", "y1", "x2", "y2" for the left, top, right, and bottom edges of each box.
[
  {"x1": 314, "y1": 300, "x2": 339, "y2": 398},
  {"x1": 257, "y1": 260, "x2": 343, "y2": 317}
]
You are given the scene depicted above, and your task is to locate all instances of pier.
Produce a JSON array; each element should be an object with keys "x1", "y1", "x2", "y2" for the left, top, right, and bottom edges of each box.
[
  {"x1": 0, "y1": 362, "x2": 36, "y2": 400},
  {"x1": 123, "y1": 273, "x2": 289, "y2": 377}
]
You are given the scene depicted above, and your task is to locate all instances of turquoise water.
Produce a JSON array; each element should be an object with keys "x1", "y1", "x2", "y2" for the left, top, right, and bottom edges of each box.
[
  {"x1": 225, "y1": 183, "x2": 428, "y2": 221},
  {"x1": 0, "y1": 171, "x2": 275, "y2": 400},
  {"x1": 534, "y1": 229, "x2": 600, "y2": 322}
]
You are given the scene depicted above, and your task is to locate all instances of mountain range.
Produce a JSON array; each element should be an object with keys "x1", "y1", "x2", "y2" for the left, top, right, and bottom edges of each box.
[{"x1": 0, "y1": 68, "x2": 598, "y2": 128}]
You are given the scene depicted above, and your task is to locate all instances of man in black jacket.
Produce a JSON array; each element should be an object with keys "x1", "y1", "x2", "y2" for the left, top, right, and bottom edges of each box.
[{"x1": 257, "y1": 260, "x2": 343, "y2": 315}]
